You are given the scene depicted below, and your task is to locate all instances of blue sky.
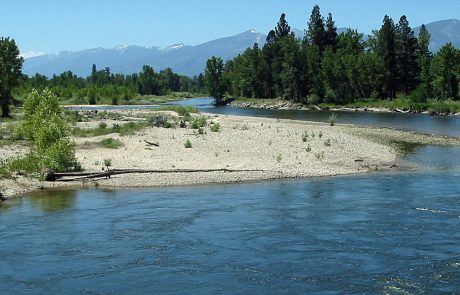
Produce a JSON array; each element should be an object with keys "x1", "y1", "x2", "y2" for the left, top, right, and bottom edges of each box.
[{"x1": 2, "y1": 0, "x2": 460, "y2": 56}]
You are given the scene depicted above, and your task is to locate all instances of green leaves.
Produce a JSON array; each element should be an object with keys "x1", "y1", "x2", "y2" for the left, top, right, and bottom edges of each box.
[{"x1": 21, "y1": 89, "x2": 79, "y2": 172}]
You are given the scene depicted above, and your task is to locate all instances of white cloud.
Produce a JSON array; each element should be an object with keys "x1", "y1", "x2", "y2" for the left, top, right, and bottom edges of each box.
[{"x1": 20, "y1": 51, "x2": 46, "y2": 59}]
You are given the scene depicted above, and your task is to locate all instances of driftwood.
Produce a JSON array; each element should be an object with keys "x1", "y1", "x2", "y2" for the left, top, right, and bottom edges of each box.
[
  {"x1": 46, "y1": 168, "x2": 265, "y2": 182},
  {"x1": 144, "y1": 140, "x2": 159, "y2": 147}
]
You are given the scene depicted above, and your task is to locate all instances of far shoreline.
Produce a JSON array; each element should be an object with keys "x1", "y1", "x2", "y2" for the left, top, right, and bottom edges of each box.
[{"x1": 230, "y1": 99, "x2": 460, "y2": 117}]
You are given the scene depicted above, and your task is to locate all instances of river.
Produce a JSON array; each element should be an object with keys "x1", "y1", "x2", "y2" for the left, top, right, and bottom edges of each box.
[{"x1": 1, "y1": 98, "x2": 459, "y2": 293}]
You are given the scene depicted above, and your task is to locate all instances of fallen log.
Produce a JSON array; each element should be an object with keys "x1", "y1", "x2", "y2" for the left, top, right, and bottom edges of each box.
[
  {"x1": 144, "y1": 140, "x2": 159, "y2": 147},
  {"x1": 46, "y1": 168, "x2": 266, "y2": 182}
]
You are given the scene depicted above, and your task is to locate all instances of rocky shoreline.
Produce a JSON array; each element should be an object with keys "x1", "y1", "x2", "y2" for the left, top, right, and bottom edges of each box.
[{"x1": 231, "y1": 100, "x2": 460, "y2": 117}]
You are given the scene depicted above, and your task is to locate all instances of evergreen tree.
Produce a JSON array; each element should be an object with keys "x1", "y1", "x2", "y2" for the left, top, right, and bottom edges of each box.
[
  {"x1": 325, "y1": 13, "x2": 338, "y2": 51},
  {"x1": 0, "y1": 37, "x2": 24, "y2": 117},
  {"x1": 306, "y1": 5, "x2": 325, "y2": 52},
  {"x1": 275, "y1": 13, "x2": 291, "y2": 39},
  {"x1": 376, "y1": 15, "x2": 397, "y2": 99},
  {"x1": 396, "y1": 15, "x2": 419, "y2": 94},
  {"x1": 417, "y1": 24, "x2": 433, "y2": 100}
]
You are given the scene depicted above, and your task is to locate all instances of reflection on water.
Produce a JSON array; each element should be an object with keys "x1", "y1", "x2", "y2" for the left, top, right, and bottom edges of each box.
[{"x1": 29, "y1": 190, "x2": 77, "y2": 212}]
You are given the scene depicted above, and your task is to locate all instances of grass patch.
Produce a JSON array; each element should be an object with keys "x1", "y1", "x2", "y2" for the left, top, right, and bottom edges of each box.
[
  {"x1": 97, "y1": 138, "x2": 124, "y2": 149},
  {"x1": 184, "y1": 139, "x2": 193, "y2": 148},
  {"x1": 72, "y1": 121, "x2": 147, "y2": 137},
  {"x1": 156, "y1": 106, "x2": 198, "y2": 117}
]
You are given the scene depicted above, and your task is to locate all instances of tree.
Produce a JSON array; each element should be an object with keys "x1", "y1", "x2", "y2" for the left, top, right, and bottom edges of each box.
[
  {"x1": 275, "y1": 13, "x2": 291, "y2": 39},
  {"x1": 417, "y1": 24, "x2": 433, "y2": 100},
  {"x1": 22, "y1": 89, "x2": 79, "y2": 172},
  {"x1": 137, "y1": 65, "x2": 159, "y2": 95},
  {"x1": 0, "y1": 37, "x2": 24, "y2": 117},
  {"x1": 204, "y1": 56, "x2": 227, "y2": 104},
  {"x1": 306, "y1": 5, "x2": 325, "y2": 52},
  {"x1": 325, "y1": 13, "x2": 338, "y2": 51},
  {"x1": 431, "y1": 43, "x2": 460, "y2": 100},
  {"x1": 395, "y1": 15, "x2": 419, "y2": 94},
  {"x1": 376, "y1": 15, "x2": 397, "y2": 99}
]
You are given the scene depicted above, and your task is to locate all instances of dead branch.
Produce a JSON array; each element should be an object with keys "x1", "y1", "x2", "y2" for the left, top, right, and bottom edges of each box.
[
  {"x1": 46, "y1": 168, "x2": 265, "y2": 182},
  {"x1": 144, "y1": 140, "x2": 159, "y2": 147}
]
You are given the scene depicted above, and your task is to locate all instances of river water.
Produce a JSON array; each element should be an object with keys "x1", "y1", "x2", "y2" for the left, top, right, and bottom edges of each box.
[{"x1": 1, "y1": 99, "x2": 459, "y2": 294}]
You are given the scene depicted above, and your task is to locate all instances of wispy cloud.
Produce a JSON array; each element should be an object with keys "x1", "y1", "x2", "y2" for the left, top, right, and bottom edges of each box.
[{"x1": 20, "y1": 51, "x2": 46, "y2": 59}]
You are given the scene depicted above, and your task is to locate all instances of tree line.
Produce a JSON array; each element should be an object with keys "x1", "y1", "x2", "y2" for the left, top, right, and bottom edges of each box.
[
  {"x1": 205, "y1": 5, "x2": 460, "y2": 105},
  {"x1": 14, "y1": 65, "x2": 205, "y2": 105}
]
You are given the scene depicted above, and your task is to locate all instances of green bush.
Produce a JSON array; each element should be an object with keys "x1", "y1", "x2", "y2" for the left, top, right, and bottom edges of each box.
[
  {"x1": 184, "y1": 139, "x2": 192, "y2": 148},
  {"x1": 191, "y1": 116, "x2": 207, "y2": 129},
  {"x1": 210, "y1": 122, "x2": 221, "y2": 132},
  {"x1": 20, "y1": 89, "x2": 80, "y2": 173},
  {"x1": 329, "y1": 113, "x2": 338, "y2": 126}
]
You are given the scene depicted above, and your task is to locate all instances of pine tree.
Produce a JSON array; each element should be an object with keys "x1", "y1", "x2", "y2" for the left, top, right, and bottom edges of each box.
[
  {"x1": 275, "y1": 13, "x2": 291, "y2": 39},
  {"x1": 325, "y1": 13, "x2": 338, "y2": 51},
  {"x1": 395, "y1": 15, "x2": 419, "y2": 94},
  {"x1": 0, "y1": 37, "x2": 24, "y2": 117},
  {"x1": 417, "y1": 24, "x2": 433, "y2": 100},
  {"x1": 377, "y1": 15, "x2": 397, "y2": 99},
  {"x1": 306, "y1": 5, "x2": 325, "y2": 52}
]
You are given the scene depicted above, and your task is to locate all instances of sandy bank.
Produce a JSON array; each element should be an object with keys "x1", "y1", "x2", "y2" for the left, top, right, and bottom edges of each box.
[{"x1": 1, "y1": 111, "x2": 459, "y2": 200}]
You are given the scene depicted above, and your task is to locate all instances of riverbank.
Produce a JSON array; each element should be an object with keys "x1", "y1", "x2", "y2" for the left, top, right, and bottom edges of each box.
[
  {"x1": 230, "y1": 98, "x2": 460, "y2": 116},
  {"x1": 1, "y1": 110, "x2": 460, "y2": 200}
]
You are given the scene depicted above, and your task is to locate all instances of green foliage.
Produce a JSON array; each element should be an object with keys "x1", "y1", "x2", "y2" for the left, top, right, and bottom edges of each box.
[
  {"x1": 0, "y1": 37, "x2": 24, "y2": 117},
  {"x1": 156, "y1": 106, "x2": 198, "y2": 116},
  {"x1": 210, "y1": 122, "x2": 221, "y2": 132},
  {"x1": 1, "y1": 89, "x2": 80, "y2": 177},
  {"x1": 103, "y1": 158, "x2": 112, "y2": 167},
  {"x1": 21, "y1": 89, "x2": 79, "y2": 172},
  {"x1": 324, "y1": 138, "x2": 332, "y2": 146},
  {"x1": 329, "y1": 113, "x2": 338, "y2": 126},
  {"x1": 190, "y1": 116, "x2": 207, "y2": 129},
  {"x1": 302, "y1": 131, "x2": 309, "y2": 142},
  {"x1": 276, "y1": 154, "x2": 283, "y2": 163},
  {"x1": 72, "y1": 121, "x2": 146, "y2": 137},
  {"x1": 184, "y1": 139, "x2": 192, "y2": 148},
  {"x1": 204, "y1": 56, "x2": 227, "y2": 104},
  {"x1": 306, "y1": 144, "x2": 312, "y2": 152},
  {"x1": 97, "y1": 138, "x2": 124, "y2": 149}
]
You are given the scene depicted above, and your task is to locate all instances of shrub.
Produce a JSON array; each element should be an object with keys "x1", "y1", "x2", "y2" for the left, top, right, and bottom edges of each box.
[
  {"x1": 21, "y1": 89, "x2": 80, "y2": 173},
  {"x1": 191, "y1": 116, "x2": 207, "y2": 129},
  {"x1": 210, "y1": 122, "x2": 221, "y2": 132},
  {"x1": 306, "y1": 145, "x2": 312, "y2": 152},
  {"x1": 329, "y1": 113, "x2": 338, "y2": 126},
  {"x1": 184, "y1": 139, "x2": 192, "y2": 148},
  {"x1": 307, "y1": 94, "x2": 321, "y2": 105},
  {"x1": 103, "y1": 158, "x2": 112, "y2": 167},
  {"x1": 302, "y1": 131, "x2": 309, "y2": 142},
  {"x1": 276, "y1": 154, "x2": 282, "y2": 163},
  {"x1": 324, "y1": 138, "x2": 331, "y2": 147}
]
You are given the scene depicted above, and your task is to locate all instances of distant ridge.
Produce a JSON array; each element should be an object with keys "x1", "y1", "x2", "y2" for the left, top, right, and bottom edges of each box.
[{"x1": 23, "y1": 19, "x2": 460, "y2": 77}]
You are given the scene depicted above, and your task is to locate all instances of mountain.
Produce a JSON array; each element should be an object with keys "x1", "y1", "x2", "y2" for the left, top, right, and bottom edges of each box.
[
  {"x1": 23, "y1": 19, "x2": 460, "y2": 77},
  {"x1": 414, "y1": 19, "x2": 460, "y2": 52},
  {"x1": 23, "y1": 30, "x2": 266, "y2": 77}
]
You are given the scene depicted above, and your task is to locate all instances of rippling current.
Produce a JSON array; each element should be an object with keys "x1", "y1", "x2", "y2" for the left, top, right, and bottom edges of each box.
[{"x1": 1, "y1": 99, "x2": 460, "y2": 293}]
